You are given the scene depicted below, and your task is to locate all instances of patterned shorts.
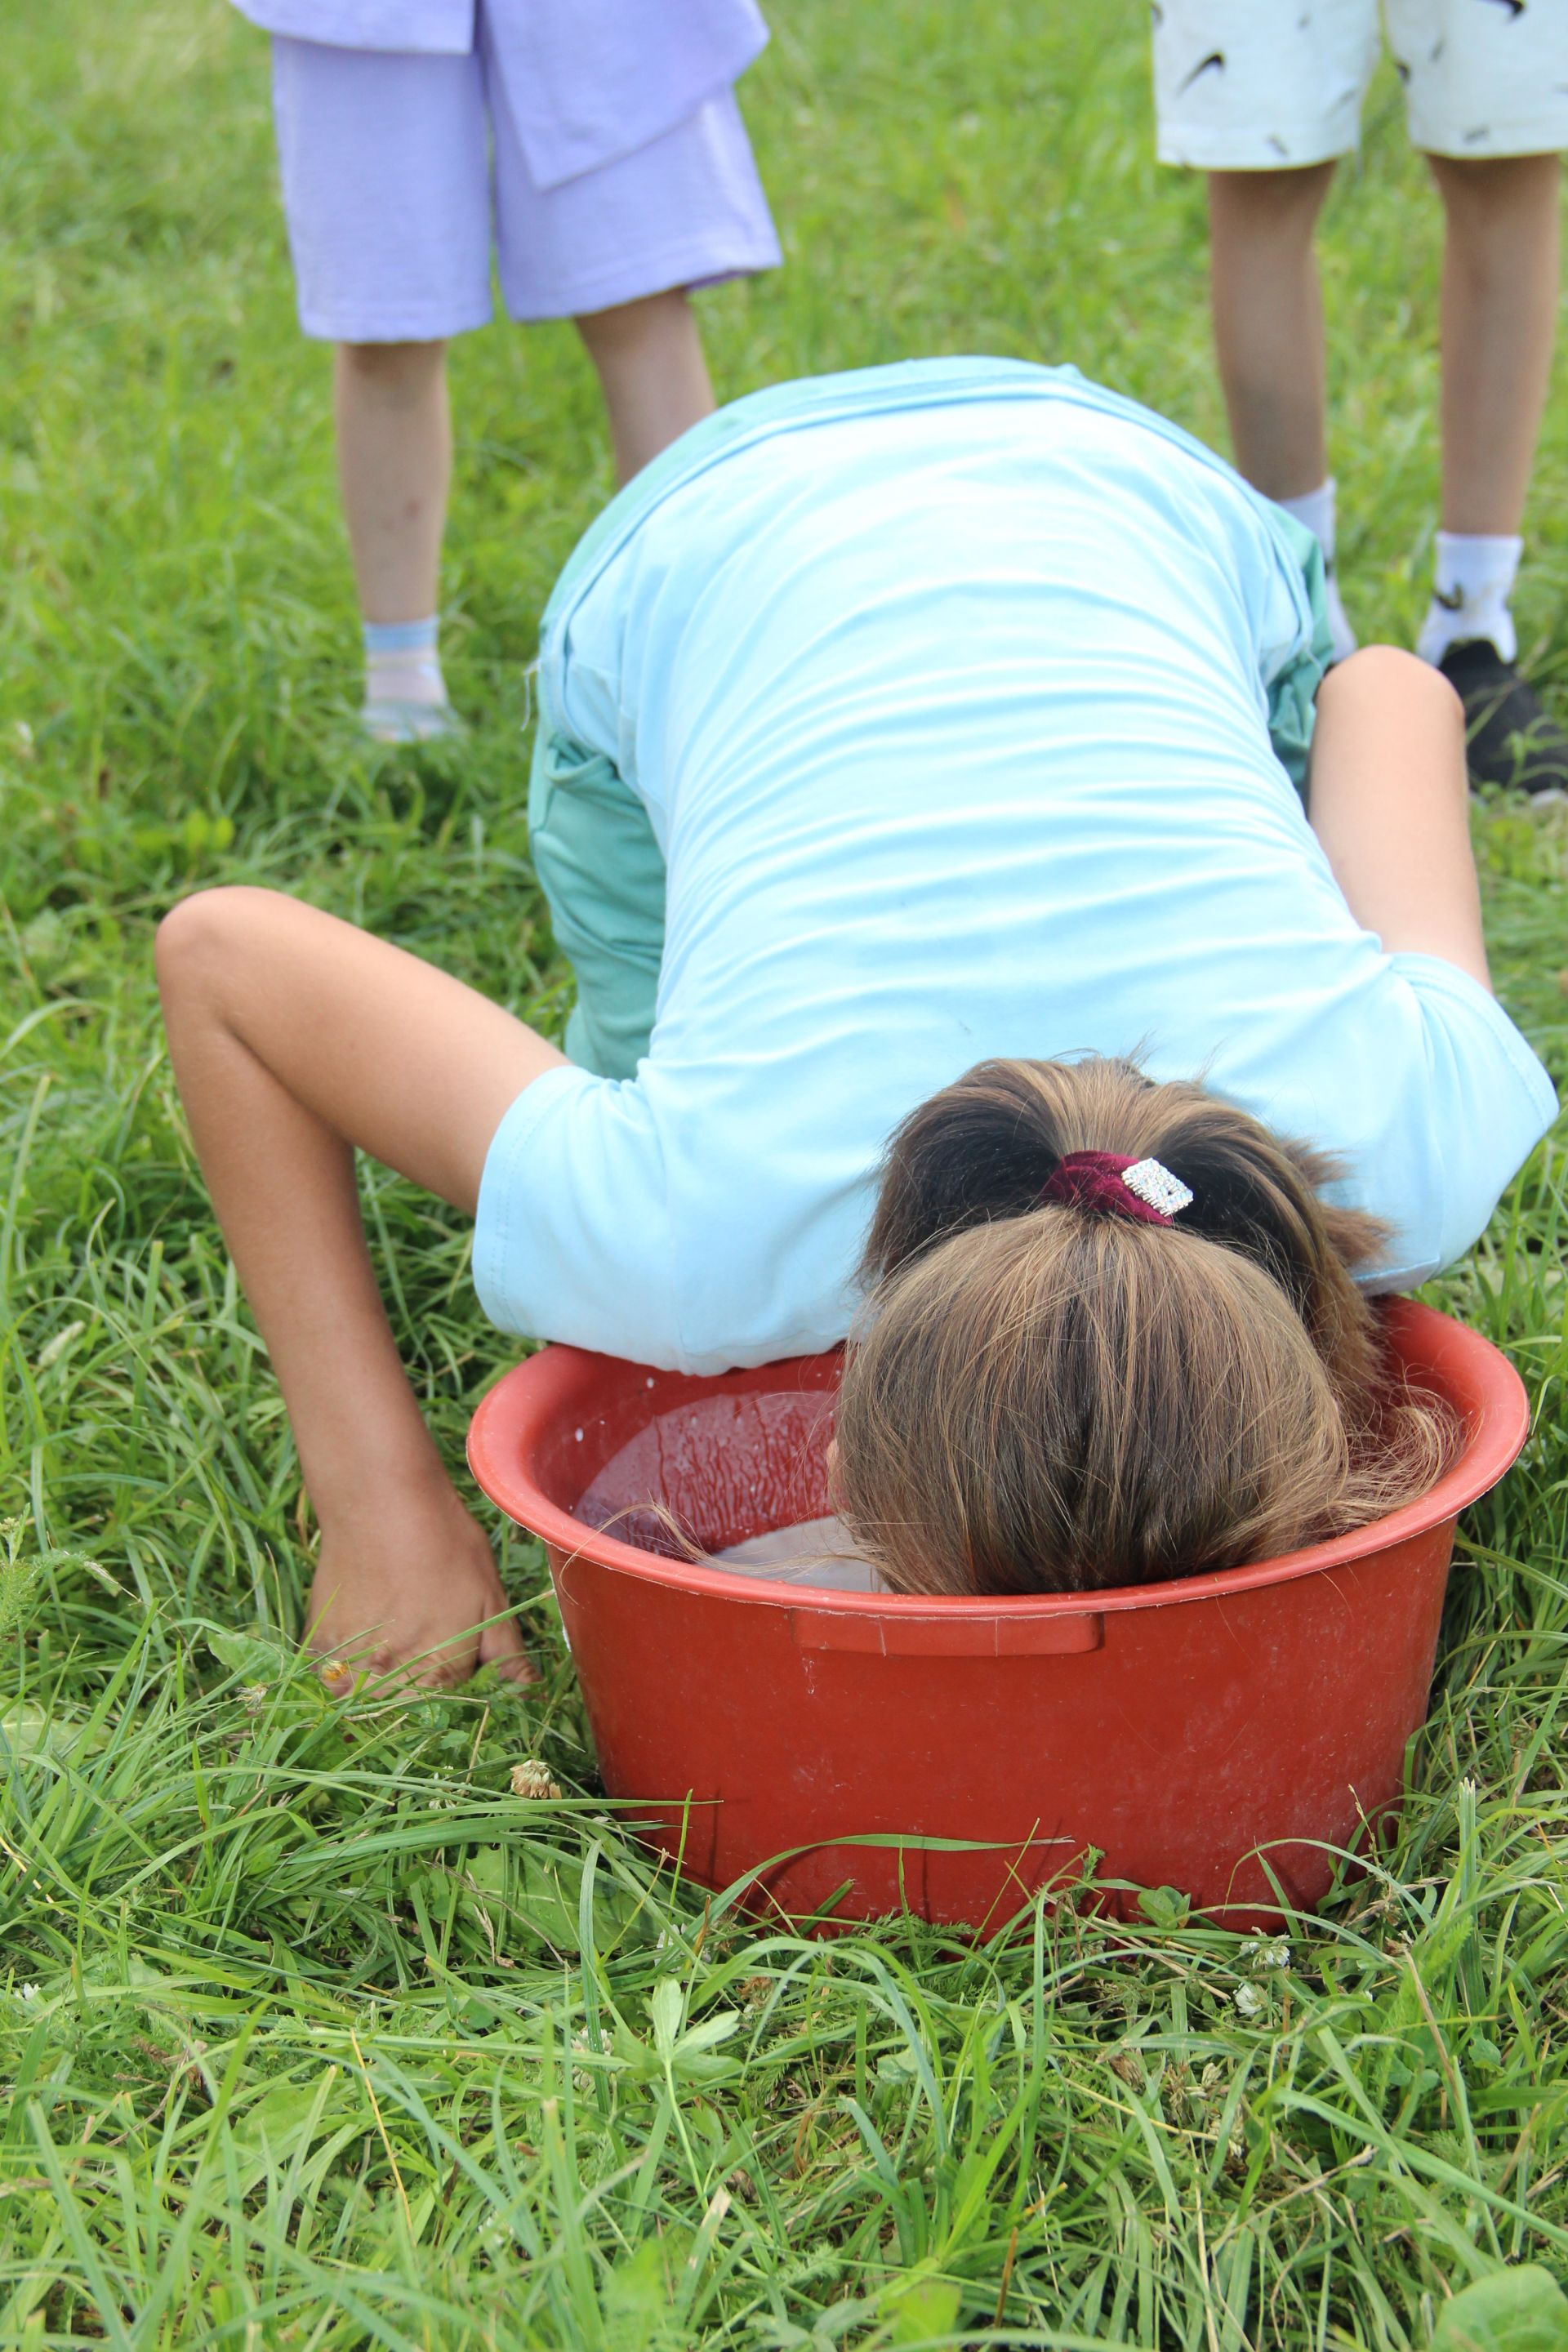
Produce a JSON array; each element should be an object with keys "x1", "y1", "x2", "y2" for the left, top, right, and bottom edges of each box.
[{"x1": 1152, "y1": 0, "x2": 1568, "y2": 167}]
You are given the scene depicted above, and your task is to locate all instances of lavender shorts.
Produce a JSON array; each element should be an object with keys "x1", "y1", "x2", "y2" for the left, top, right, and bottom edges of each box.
[{"x1": 270, "y1": 23, "x2": 780, "y2": 340}]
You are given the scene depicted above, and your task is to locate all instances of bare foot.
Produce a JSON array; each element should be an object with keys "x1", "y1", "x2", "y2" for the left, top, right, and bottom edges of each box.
[{"x1": 305, "y1": 1485, "x2": 536, "y2": 1691}]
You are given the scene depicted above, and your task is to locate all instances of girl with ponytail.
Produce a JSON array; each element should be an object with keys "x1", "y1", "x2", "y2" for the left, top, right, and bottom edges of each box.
[
  {"x1": 156, "y1": 359, "x2": 1556, "y2": 1674},
  {"x1": 836, "y1": 1056, "x2": 1456, "y2": 1597}
]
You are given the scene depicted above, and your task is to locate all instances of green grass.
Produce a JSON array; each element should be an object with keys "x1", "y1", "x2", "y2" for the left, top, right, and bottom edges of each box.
[{"x1": 4, "y1": 2, "x2": 1568, "y2": 2343}]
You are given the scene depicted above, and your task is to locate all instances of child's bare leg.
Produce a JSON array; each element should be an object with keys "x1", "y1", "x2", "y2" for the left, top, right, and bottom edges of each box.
[
  {"x1": 156, "y1": 886, "x2": 566, "y2": 1686},
  {"x1": 1206, "y1": 163, "x2": 1356, "y2": 655},
  {"x1": 1427, "y1": 152, "x2": 1559, "y2": 539},
  {"x1": 1414, "y1": 154, "x2": 1566, "y2": 785},
  {"x1": 334, "y1": 341, "x2": 455, "y2": 733},
  {"x1": 574, "y1": 288, "x2": 715, "y2": 485},
  {"x1": 335, "y1": 340, "x2": 450, "y2": 621},
  {"x1": 1205, "y1": 163, "x2": 1337, "y2": 499}
]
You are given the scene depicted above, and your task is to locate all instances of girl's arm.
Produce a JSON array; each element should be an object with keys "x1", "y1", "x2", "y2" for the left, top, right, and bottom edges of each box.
[
  {"x1": 156, "y1": 885, "x2": 568, "y2": 1686},
  {"x1": 1304, "y1": 645, "x2": 1490, "y2": 991}
]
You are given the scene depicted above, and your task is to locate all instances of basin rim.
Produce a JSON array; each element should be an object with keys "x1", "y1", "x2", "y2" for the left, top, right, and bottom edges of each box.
[{"x1": 467, "y1": 1298, "x2": 1528, "y2": 1623}]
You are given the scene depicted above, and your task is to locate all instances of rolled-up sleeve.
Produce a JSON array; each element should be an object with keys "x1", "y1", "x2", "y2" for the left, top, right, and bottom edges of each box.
[
  {"x1": 1386, "y1": 951, "x2": 1557, "y2": 1276},
  {"x1": 472, "y1": 1065, "x2": 684, "y2": 1365}
]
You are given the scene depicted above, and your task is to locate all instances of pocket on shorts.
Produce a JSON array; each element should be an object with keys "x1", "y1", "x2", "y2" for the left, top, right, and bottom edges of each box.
[
  {"x1": 528, "y1": 724, "x2": 666, "y2": 1080},
  {"x1": 1262, "y1": 510, "x2": 1334, "y2": 798}
]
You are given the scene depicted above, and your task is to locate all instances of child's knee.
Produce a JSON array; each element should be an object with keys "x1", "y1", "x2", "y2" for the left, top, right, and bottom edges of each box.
[
  {"x1": 1208, "y1": 161, "x2": 1335, "y2": 237},
  {"x1": 1337, "y1": 642, "x2": 1462, "y2": 715},
  {"x1": 154, "y1": 885, "x2": 268, "y2": 1006},
  {"x1": 336, "y1": 339, "x2": 447, "y2": 390},
  {"x1": 1428, "y1": 149, "x2": 1560, "y2": 223}
]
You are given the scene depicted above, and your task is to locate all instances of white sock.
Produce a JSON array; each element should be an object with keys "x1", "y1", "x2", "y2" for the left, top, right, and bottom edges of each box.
[
  {"x1": 1277, "y1": 479, "x2": 1356, "y2": 665},
  {"x1": 1416, "y1": 532, "x2": 1521, "y2": 666},
  {"x1": 363, "y1": 615, "x2": 448, "y2": 711}
]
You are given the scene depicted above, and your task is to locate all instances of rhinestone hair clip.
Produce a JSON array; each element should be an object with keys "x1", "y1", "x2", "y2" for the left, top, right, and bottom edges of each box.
[
  {"x1": 1040, "y1": 1151, "x2": 1195, "y2": 1226},
  {"x1": 1120, "y1": 1157, "x2": 1194, "y2": 1218}
]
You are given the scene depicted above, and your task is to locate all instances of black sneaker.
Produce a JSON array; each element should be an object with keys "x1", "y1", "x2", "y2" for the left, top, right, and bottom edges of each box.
[{"x1": 1437, "y1": 639, "x2": 1568, "y2": 795}]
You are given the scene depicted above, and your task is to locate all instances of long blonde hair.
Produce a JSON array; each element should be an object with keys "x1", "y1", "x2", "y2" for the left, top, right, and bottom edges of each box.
[{"x1": 833, "y1": 1057, "x2": 1454, "y2": 1597}]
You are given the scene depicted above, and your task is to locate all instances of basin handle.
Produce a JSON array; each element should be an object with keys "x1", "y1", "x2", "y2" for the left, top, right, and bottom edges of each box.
[{"x1": 791, "y1": 1610, "x2": 1104, "y2": 1658}]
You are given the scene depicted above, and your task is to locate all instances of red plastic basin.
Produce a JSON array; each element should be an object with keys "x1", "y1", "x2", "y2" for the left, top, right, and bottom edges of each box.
[{"x1": 467, "y1": 1299, "x2": 1528, "y2": 1927}]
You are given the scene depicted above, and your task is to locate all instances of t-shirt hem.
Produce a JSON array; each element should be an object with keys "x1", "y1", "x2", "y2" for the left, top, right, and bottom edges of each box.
[{"x1": 1354, "y1": 1258, "x2": 1440, "y2": 1298}]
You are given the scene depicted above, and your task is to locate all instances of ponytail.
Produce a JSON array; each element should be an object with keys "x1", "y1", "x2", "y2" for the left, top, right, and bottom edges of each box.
[
  {"x1": 860, "y1": 1054, "x2": 1390, "y2": 1420},
  {"x1": 837, "y1": 1056, "x2": 1453, "y2": 1597}
]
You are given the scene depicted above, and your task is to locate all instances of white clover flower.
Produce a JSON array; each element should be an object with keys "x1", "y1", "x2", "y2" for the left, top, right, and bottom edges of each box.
[
  {"x1": 1238, "y1": 1936, "x2": 1291, "y2": 1971},
  {"x1": 510, "y1": 1759, "x2": 562, "y2": 1801},
  {"x1": 1232, "y1": 1982, "x2": 1264, "y2": 2018},
  {"x1": 20, "y1": 1983, "x2": 40, "y2": 2005}
]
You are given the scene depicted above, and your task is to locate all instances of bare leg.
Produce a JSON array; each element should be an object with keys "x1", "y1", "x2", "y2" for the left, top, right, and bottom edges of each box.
[
  {"x1": 574, "y1": 288, "x2": 715, "y2": 486},
  {"x1": 1205, "y1": 163, "x2": 1337, "y2": 500},
  {"x1": 1307, "y1": 648, "x2": 1486, "y2": 986},
  {"x1": 1428, "y1": 153, "x2": 1560, "y2": 537},
  {"x1": 334, "y1": 341, "x2": 451, "y2": 623},
  {"x1": 156, "y1": 887, "x2": 566, "y2": 1686}
]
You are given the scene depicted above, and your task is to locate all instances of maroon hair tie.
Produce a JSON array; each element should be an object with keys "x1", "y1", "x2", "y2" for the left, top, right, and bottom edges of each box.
[{"x1": 1040, "y1": 1152, "x2": 1194, "y2": 1227}]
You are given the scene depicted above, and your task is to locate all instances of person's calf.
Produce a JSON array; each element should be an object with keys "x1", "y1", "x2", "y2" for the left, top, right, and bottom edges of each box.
[
  {"x1": 333, "y1": 339, "x2": 457, "y2": 734},
  {"x1": 1427, "y1": 150, "x2": 1558, "y2": 539},
  {"x1": 575, "y1": 288, "x2": 715, "y2": 483},
  {"x1": 1205, "y1": 163, "x2": 1336, "y2": 501}
]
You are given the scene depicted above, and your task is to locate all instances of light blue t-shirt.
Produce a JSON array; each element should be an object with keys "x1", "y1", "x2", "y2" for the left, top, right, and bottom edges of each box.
[{"x1": 476, "y1": 361, "x2": 1557, "y2": 1373}]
